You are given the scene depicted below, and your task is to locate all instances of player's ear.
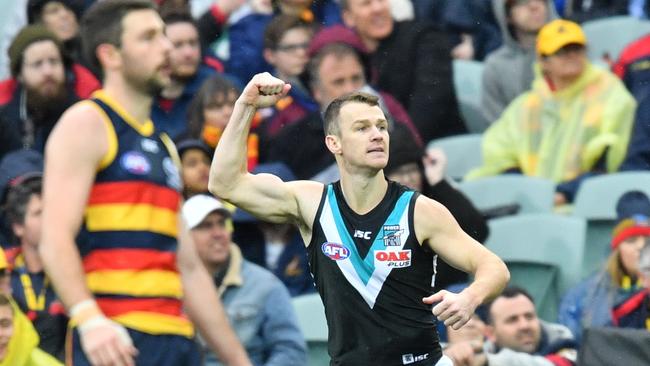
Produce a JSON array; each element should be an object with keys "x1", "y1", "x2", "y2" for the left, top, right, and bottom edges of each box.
[{"x1": 325, "y1": 134, "x2": 341, "y2": 155}]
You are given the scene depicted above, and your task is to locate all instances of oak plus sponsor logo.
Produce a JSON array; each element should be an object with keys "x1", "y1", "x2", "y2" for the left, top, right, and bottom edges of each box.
[
  {"x1": 321, "y1": 242, "x2": 350, "y2": 261},
  {"x1": 375, "y1": 249, "x2": 411, "y2": 268}
]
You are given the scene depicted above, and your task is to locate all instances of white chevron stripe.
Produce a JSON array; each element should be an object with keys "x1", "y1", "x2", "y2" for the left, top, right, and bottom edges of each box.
[{"x1": 319, "y1": 194, "x2": 411, "y2": 308}]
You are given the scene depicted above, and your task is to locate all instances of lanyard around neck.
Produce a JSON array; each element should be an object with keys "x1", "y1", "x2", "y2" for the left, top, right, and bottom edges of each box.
[{"x1": 15, "y1": 254, "x2": 49, "y2": 311}]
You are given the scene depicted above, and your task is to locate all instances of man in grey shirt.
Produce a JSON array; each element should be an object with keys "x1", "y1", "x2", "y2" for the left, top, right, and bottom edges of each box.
[{"x1": 481, "y1": 0, "x2": 556, "y2": 123}]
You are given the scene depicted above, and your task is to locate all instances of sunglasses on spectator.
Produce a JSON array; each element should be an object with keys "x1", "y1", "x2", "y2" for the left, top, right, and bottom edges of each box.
[{"x1": 275, "y1": 42, "x2": 310, "y2": 53}]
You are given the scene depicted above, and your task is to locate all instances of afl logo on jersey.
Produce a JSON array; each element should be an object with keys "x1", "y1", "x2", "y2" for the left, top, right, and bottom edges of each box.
[
  {"x1": 321, "y1": 242, "x2": 350, "y2": 261},
  {"x1": 121, "y1": 151, "x2": 151, "y2": 175}
]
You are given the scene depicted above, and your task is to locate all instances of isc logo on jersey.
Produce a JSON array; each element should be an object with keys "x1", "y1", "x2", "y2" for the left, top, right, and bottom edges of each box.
[
  {"x1": 375, "y1": 249, "x2": 411, "y2": 268},
  {"x1": 321, "y1": 242, "x2": 350, "y2": 261}
]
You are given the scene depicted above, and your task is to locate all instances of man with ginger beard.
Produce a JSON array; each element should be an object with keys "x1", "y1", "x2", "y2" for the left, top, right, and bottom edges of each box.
[
  {"x1": 152, "y1": 12, "x2": 219, "y2": 140},
  {"x1": 0, "y1": 25, "x2": 80, "y2": 159}
]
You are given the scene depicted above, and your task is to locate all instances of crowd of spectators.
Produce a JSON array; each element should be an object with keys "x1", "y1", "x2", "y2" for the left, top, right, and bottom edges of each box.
[{"x1": 0, "y1": 0, "x2": 649, "y2": 364}]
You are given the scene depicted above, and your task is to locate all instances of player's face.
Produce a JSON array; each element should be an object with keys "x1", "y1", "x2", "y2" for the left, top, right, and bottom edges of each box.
[
  {"x1": 191, "y1": 212, "x2": 231, "y2": 267},
  {"x1": 336, "y1": 102, "x2": 389, "y2": 171},
  {"x1": 119, "y1": 9, "x2": 172, "y2": 95},
  {"x1": 487, "y1": 294, "x2": 541, "y2": 354}
]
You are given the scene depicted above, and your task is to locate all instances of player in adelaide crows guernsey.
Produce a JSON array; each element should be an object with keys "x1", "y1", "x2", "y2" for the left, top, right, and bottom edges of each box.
[
  {"x1": 210, "y1": 72, "x2": 510, "y2": 366},
  {"x1": 39, "y1": 1, "x2": 250, "y2": 366}
]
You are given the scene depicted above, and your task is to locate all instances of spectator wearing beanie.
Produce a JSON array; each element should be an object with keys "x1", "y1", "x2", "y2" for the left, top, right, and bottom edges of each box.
[
  {"x1": 384, "y1": 123, "x2": 488, "y2": 292},
  {"x1": 612, "y1": 239, "x2": 650, "y2": 330},
  {"x1": 0, "y1": 25, "x2": 98, "y2": 159},
  {"x1": 559, "y1": 190, "x2": 650, "y2": 344}
]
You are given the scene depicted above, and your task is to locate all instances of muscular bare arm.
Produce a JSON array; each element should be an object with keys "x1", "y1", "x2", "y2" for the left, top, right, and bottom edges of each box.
[
  {"x1": 415, "y1": 197, "x2": 509, "y2": 329},
  {"x1": 40, "y1": 102, "x2": 137, "y2": 365},
  {"x1": 177, "y1": 215, "x2": 252, "y2": 365},
  {"x1": 209, "y1": 73, "x2": 322, "y2": 231}
]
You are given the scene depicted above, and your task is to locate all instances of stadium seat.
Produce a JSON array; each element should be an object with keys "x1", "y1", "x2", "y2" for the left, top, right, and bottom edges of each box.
[
  {"x1": 458, "y1": 175, "x2": 555, "y2": 214},
  {"x1": 427, "y1": 134, "x2": 483, "y2": 181},
  {"x1": 572, "y1": 172, "x2": 650, "y2": 276},
  {"x1": 506, "y1": 260, "x2": 560, "y2": 322},
  {"x1": 582, "y1": 16, "x2": 650, "y2": 61},
  {"x1": 453, "y1": 60, "x2": 490, "y2": 133},
  {"x1": 292, "y1": 293, "x2": 329, "y2": 365},
  {"x1": 485, "y1": 214, "x2": 586, "y2": 296},
  {"x1": 573, "y1": 172, "x2": 650, "y2": 219}
]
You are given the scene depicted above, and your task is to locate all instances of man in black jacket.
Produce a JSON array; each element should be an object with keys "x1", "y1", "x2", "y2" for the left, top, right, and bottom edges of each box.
[
  {"x1": 0, "y1": 26, "x2": 83, "y2": 159},
  {"x1": 340, "y1": 0, "x2": 467, "y2": 143}
]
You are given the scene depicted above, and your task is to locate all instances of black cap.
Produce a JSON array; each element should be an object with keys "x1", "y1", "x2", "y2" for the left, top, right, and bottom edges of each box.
[
  {"x1": 175, "y1": 138, "x2": 212, "y2": 159},
  {"x1": 0, "y1": 149, "x2": 44, "y2": 203}
]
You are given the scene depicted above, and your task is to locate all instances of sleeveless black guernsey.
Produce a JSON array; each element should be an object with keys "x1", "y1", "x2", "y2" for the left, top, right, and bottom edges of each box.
[{"x1": 308, "y1": 181, "x2": 442, "y2": 366}]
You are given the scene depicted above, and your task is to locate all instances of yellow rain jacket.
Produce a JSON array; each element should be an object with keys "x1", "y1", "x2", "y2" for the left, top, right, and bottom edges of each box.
[
  {"x1": 467, "y1": 63, "x2": 636, "y2": 183},
  {"x1": 0, "y1": 300, "x2": 61, "y2": 366}
]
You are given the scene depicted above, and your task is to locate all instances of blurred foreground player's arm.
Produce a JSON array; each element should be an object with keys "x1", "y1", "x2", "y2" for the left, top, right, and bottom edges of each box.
[
  {"x1": 418, "y1": 199, "x2": 509, "y2": 330},
  {"x1": 40, "y1": 103, "x2": 138, "y2": 366}
]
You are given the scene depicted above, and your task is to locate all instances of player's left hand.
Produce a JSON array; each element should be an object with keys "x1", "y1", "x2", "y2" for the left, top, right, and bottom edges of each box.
[{"x1": 423, "y1": 290, "x2": 477, "y2": 330}]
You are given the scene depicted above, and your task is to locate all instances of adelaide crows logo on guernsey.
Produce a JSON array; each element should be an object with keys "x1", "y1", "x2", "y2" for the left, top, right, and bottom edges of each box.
[{"x1": 322, "y1": 242, "x2": 350, "y2": 260}]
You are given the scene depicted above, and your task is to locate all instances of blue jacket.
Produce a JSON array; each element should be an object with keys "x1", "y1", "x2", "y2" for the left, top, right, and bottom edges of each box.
[
  {"x1": 232, "y1": 222, "x2": 316, "y2": 297},
  {"x1": 558, "y1": 270, "x2": 643, "y2": 344},
  {"x1": 151, "y1": 64, "x2": 217, "y2": 140},
  {"x1": 226, "y1": 1, "x2": 342, "y2": 85},
  {"x1": 204, "y1": 244, "x2": 307, "y2": 366},
  {"x1": 620, "y1": 96, "x2": 650, "y2": 171}
]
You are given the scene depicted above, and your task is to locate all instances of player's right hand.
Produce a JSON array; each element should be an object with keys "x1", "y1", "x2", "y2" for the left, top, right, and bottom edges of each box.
[
  {"x1": 78, "y1": 316, "x2": 138, "y2": 366},
  {"x1": 238, "y1": 72, "x2": 291, "y2": 108}
]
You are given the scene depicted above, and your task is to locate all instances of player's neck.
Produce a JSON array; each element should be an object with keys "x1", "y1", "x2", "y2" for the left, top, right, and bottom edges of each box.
[
  {"x1": 102, "y1": 75, "x2": 153, "y2": 124},
  {"x1": 339, "y1": 171, "x2": 388, "y2": 215}
]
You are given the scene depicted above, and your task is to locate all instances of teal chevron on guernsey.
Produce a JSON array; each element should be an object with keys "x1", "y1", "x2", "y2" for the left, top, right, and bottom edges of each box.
[{"x1": 319, "y1": 185, "x2": 413, "y2": 308}]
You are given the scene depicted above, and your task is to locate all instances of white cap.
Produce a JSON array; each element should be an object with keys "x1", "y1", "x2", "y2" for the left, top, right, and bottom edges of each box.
[{"x1": 182, "y1": 194, "x2": 231, "y2": 229}]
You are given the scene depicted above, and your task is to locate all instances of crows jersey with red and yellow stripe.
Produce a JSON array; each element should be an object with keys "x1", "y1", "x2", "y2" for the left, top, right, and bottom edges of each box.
[{"x1": 76, "y1": 90, "x2": 193, "y2": 338}]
